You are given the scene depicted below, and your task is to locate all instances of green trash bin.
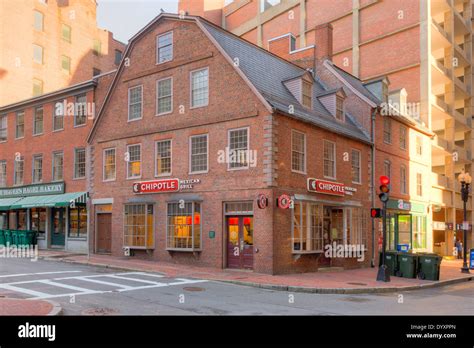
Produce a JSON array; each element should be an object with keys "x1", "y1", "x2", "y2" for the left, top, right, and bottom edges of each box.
[
  {"x1": 20, "y1": 231, "x2": 37, "y2": 247},
  {"x1": 10, "y1": 230, "x2": 19, "y2": 246},
  {"x1": 396, "y1": 253, "x2": 418, "y2": 278},
  {"x1": 379, "y1": 250, "x2": 398, "y2": 276},
  {"x1": 0, "y1": 230, "x2": 5, "y2": 246},
  {"x1": 4, "y1": 230, "x2": 12, "y2": 246},
  {"x1": 417, "y1": 253, "x2": 442, "y2": 281}
]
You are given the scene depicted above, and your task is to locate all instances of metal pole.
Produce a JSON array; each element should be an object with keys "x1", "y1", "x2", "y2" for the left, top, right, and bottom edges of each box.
[
  {"x1": 377, "y1": 200, "x2": 390, "y2": 282},
  {"x1": 462, "y1": 182, "x2": 470, "y2": 273}
]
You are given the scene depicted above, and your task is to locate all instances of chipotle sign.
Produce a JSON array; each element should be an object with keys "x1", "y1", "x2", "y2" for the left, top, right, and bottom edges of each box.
[
  {"x1": 133, "y1": 179, "x2": 180, "y2": 194},
  {"x1": 307, "y1": 178, "x2": 345, "y2": 197}
]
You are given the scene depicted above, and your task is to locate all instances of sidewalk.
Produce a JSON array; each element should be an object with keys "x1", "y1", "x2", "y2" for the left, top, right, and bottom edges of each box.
[
  {"x1": 0, "y1": 298, "x2": 62, "y2": 316},
  {"x1": 39, "y1": 250, "x2": 473, "y2": 294}
]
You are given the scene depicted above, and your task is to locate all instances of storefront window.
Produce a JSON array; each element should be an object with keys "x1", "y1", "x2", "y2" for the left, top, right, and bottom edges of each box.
[
  {"x1": 69, "y1": 206, "x2": 87, "y2": 238},
  {"x1": 123, "y1": 204, "x2": 154, "y2": 248},
  {"x1": 293, "y1": 202, "x2": 323, "y2": 252},
  {"x1": 30, "y1": 208, "x2": 46, "y2": 238},
  {"x1": 167, "y1": 202, "x2": 201, "y2": 250},
  {"x1": 412, "y1": 215, "x2": 427, "y2": 250},
  {"x1": 0, "y1": 212, "x2": 7, "y2": 230},
  {"x1": 8, "y1": 210, "x2": 26, "y2": 230}
]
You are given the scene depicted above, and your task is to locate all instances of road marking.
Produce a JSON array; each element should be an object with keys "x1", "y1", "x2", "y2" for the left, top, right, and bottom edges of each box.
[
  {"x1": 115, "y1": 272, "x2": 165, "y2": 278},
  {"x1": 0, "y1": 271, "x2": 82, "y2": 279},
  {"x1": 74, "y1": 277, "x2": 135, "y2": 290},
  {"x1": 0, "y1": 284, "x2": 51, "y2": 298},
  {"x1": 105, "y1": 275, "x2": 165, "y2": 285},
  {"x1": 36, "y1": 280, "x2": 98, "y2": 294}
]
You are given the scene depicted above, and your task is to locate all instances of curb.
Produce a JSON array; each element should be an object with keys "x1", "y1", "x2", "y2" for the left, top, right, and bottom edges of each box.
[
  {"x1": 40, "y1": 255, "x2": 474, "y2": 295},
  {"x1": 45, "y1": 300, "x2": 63, "y2": 316}
]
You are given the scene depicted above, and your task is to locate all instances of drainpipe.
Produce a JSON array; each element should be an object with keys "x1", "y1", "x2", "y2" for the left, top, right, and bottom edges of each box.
[{"x1": 370, "y1": 107, "x2": 377, "y2": 267}]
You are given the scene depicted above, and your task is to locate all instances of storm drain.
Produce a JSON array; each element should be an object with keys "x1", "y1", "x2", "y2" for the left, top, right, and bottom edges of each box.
[
  {"x1": 81, "y1": 307, "x2": 120, "y2": 316},
  {"x1": 346, "y1": 282, "x2": 368, "y2": 286},
  {"x1": 183, "y1": 286, "x2": 205, "y2": 292}
]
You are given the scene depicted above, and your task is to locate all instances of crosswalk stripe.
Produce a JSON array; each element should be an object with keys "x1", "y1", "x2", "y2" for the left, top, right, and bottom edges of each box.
[
  {"x1": 74, "y1": 277, "x2": 135, "y2": 289},
  {"x1": 36, "y1": 280, "x2": 98, "y2": 294},
  {"x1": 114, "y1": 272, "x2": 165, "y2": 278},
  {"x1": 0, "y1": 271, "x2": 82, "y2": 279},
  {"x1": 104, "y1": 275, "x2": 165, "y2": 285},
  {"x1": 0, "y1": 284, "x2": 51, "y2": 298}
]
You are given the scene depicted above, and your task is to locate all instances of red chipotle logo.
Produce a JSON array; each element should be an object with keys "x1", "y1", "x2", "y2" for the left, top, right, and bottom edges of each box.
[
  {"x1": 307, "y1": 178, "x2": 345, "y2": 196},
  {"x1": 133, "y1": 179, "x2": 180, "y2": 194}
]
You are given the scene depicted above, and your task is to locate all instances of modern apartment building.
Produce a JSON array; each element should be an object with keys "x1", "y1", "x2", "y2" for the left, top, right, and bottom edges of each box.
[
  {"x1": 0, "y1": 0, "x2": 125, "y2": 106},
  {"x1": 179, "y1": 0, "x2": 474, "y2": 255}
]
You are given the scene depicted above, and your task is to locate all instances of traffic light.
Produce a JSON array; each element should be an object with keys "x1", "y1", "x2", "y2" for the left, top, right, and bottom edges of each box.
[
  {"x1": 379, "y1": 175, "x2": 390, "y2": 203},
  {"x1": 371, "y1": 208, "x2": 382, "y2": 218}
]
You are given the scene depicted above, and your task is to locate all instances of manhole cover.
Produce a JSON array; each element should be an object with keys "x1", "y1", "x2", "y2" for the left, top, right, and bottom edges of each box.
[
  {"x1": 183, "y1": 286, "x2": 205, "y2": 292},
  {"x1": 81, "y1": 307, "x2": 120, "y2": 316},
  {"x1": 346, "y1": 282, "x2": 368, "y2": 286}
]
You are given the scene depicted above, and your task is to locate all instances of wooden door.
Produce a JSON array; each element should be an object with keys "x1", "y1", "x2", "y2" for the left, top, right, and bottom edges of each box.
[
  {"x1": 97, "y1": 213, "x2": 112, "y2": 253},
  {"x1": 226, "y1": 216, "x2": 254, "y2": 270}
]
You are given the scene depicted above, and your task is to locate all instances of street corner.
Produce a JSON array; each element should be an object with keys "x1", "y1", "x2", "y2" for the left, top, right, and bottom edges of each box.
[{"x1": 0, "y1": 298, "x2": 62, "y2": 316}]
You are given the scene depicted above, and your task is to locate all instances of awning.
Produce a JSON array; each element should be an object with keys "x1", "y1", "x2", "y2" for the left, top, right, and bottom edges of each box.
[
  {"x1": 10, "y1": 192, "x2": 89, "y2": 209},
  {"x1": 0, "y1": 197, "x2": 25, "y2": 211}
]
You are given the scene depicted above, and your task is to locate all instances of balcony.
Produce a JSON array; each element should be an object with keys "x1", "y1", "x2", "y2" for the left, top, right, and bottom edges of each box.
[
  {"x1": 431, "y1": 19, "x2": 451, "y2": 51},
  {"x1": 431, "y1": 172, "x2": 451, "y2": 189},
  {"x1": 431, "y1": 134, "x2": 452, "y2": 154}
]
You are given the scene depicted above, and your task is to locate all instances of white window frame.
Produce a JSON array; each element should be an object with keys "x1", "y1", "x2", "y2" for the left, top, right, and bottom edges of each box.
[
  {"x1": 32, "y1": 154, "x2": 43, "y2": 184},
  {"x1": 416, "y1": 135, "x2": 423, "y2": 156},
  {"x1": 73, "y1": 147, "x2": 86, "y2": 179},
  {"x1": 52, "y1": 151, "x2": 64, "y2": 182},
  {"x1": 323, "y1": 140, "x2": 336, "y2": 179},
  {"x1": 53, "y1": 100, "x2": 64, "y2": 132},
  {"x1": 127, "y1": 85, "x2": 143, "y2": 122},
  {"x1": 228, "y1": 127, "x2": 250, "y2": 171},
  {"x1": 16, "y1": 111, "x2": 25, "y2": 139},
  {"x1": 0, "y1": 115, "x2": 7, "y2": 143},
  {"x1": 74, "y1": 94, "x2": 87, "y2": 127},
  {"x1": 33, "y1": 106, "x2": 44, "y2": 136},
  {"x1": 0, "y1": 160, "x2": 6, "y2": 187},
  {"x1": 351, "y1": 149, "x2": 361, "y2": 184},
  {"x1": 103, "y1": 147, "x2": 116, "y2": 182},
  {"x1": 166, "y1": 201, "x2": 202, "y2": 251},
  {"x1": 291, "y1": 130, "x2": 306, "y2": 174},
  {"x1": 336, "y1": 95, "x2": 345, "y2": 121},
  {"x1": 14, "y1": 156, "x2": 24, "y2": 186},
  {"x1": 123, "y1": 203, "x2": 155, "y2": 250},
  {"x1": 156, "y1": 31, "x2": 173, "y2": 65},
  {"x1": 301, "y1": 80, "x2": 313, "y2": 108},
  {"x1": 416, "y1": 172, "x2": 423, "y2": 197},
  {"x1": 126, "y1": 143, "x2": 142, "y2": 179},
  {"x1": 383, "y1": 117, "x2": 391, "y2": 144},
  {"x1": 190, "y1": 67, "x2": 209, "y2": 109},
  {"x1": 155, "y1": 139, "x2": 172, "y2": 177},
  {"x1": 189, "y1": 134, "x2": 209, "y2": 174},
  {"x1": 156, "y1": 77, "x2": 173, "y2": 116}
]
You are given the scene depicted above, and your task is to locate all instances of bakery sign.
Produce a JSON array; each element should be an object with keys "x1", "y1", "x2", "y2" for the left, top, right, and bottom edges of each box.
[
  {"x1": 307, "y1": 178, "x2": 357, "y2": 196},
  {"x1": 133, "y1": 178, "x2": 201, "y2": 194}
]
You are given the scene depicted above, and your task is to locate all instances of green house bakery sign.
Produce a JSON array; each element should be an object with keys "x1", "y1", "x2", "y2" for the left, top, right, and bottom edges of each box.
[{"x1": 0, "y1": 182, "x2": 65, "y2": 198}]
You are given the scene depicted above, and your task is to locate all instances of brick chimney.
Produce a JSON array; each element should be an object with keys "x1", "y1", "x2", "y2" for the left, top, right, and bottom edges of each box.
[{"x1": 314, "y1": 23, "x2": 333, "y2": 61}]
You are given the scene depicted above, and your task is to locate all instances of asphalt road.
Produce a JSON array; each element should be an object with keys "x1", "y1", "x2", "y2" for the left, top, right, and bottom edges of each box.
[{"x1": 1, "y1": 258, "x2": 473, "y2": 315}]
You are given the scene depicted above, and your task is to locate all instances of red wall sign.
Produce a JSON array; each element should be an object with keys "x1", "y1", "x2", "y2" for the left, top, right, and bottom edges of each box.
[
  {"x1": 277, "y1": 194, "x2": 291, "y2": 209},
  {"x1": 307, "y1": 178, "x2": 345, "y2": 197},
  {"x1": 133, "y1": 179, "x2": 180, "y2": 194}
]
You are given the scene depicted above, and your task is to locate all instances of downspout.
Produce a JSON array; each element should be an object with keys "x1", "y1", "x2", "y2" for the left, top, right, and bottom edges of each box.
[{"x1": 370, "y1": 107, "x2": 377, "y2": 267}]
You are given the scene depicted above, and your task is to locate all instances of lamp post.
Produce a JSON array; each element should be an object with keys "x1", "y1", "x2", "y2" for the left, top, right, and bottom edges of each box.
[{"x1": 458, "y1": 169, "x2": 471, "y2": 274}]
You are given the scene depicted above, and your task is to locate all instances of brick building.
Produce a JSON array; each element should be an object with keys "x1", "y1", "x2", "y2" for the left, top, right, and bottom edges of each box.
[
  {"x1": 0, "y1": 0, "x2": 125, "y2": 106},
  {"x1": 179, "y1": 0, "x2": 474, "y2": 255},
  {"x1": 0, "y1": 71, "x2": 114, "y2": 252},
  {"x1": 86, "y1": 13, "x2": 376, "y2": 274}
]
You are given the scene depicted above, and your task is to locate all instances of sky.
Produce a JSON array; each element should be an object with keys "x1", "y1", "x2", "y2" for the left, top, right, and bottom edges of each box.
[{"x1": 97, "y1": 0, "x2": 179, "y2": 43}]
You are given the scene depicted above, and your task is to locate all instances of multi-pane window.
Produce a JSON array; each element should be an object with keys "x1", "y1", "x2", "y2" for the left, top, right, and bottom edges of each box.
[
  {"x1": 0, "y1": 115, "x2": 6, "y2": 142},
  {"x1": 34, "y1": 11, "x2": 44, "y2": 31},
  {"x1": 384, "y1": 160, "x2": 391, "y2": 178},
  {"x1": 103, "y1": 148, "x2": 116, "y2": 181},
  {"x1": 16, "y1": 111, "x2": 25, "y2": 138},
  {"x1": 74, "y1": 94, "x2": 87, "y2": 126},
  {"x1": 383, "y1": 117, "x2": 391, "y2": 144},
  {"x1": 157, "y1": 78, "x2": 172, "y2": 115},
  {"x1": 412, "y1": 215, "x2": 427, "y2": 249},
  {"x1": 191, "y1": 68, "x2": 209, "y2": 108},
  {"x1": 229, "y1": 128, "x2": 249, "y2": 169},
  {"x1": 156, "y1": 140, "x2": 172, "y2": 176},
  {"x1": 30, "y1": 208, "x2": 46, "y2": 238},
  {"x1": 156, "y1": 31, "x2": 173, "y2": 64},
  {"x1": 127, "y1": 144, "x2": 141, "y2": 178},
  {"x1": 0, "y1": 161, "x2": 6, "y2": 187},
  {"x1": 33, "y1": 44, "x2": 43, "y2": 64},
  {"x1": 14, "y1": 156, "x2": 24, "y2": 186},
  {"x1": 32, "y1": 155, "x2": 43, "y2": 183},
  {"x1": 336, "y1": 96, "x2": 344, "y2": 121},
  {"x1": 399, "y1": 126, "x2": 406, "y2": 150},
  {"x1": 33, "y1": 79, "x2": 43, "y2": 96},
  {"x1": 33, "y1": 106, "x2": 43, "y2": 135},
  {"x1": 123, "y1": 204, "x2": 154, "y2": 248},
  {"x1": 128, "y1": 86, "x2": 142, "y2": 121},
  {"x1": 52, "y1": 151, "x2": 64, "y2": 182},
  {"x1": 61, "y1": 55, "x2": 71, "y2": 74},
  {"x1": 416, "y1": 173, "x2": 423, "y2": 196},
  {"x1": 62, "y1": 24, "x2": 71, "y2": 42},
  {"x1": 69, "y1": 207, "x2": 87, "y2": 238},
  {"x1": 302, "y1": 80, "x2": 312, "y2": 108},
  {"x1": 351, "y1": 149, "x2": 361, "y2": 184},
  {"x1": 190, "y1": 135, "x2": 208, "y2": 173},
  {"x1": 323, "y1": 140, "x2": 336, "y2": 178},
  {"x1": 167, "y1": 202, "x2": 201, "y2": 250},
  {"x1": 400, "y1": 165, "x2": 407, "y2": 194},
  {"x1": 114, "y1": 49, "x2": 122, "y2": 65},
  {"x1": 53, "y1": 100, "x2": 64, "y2": 131},
  {"x1": 291, "y1": 130, "x2": 305, "y2": 173},
  {"x1": 74, "y1": 148, "x2": 86, "y2": 179},
  {"x1": 416, "y1": 135, "x2": 423, "y2": 156}
]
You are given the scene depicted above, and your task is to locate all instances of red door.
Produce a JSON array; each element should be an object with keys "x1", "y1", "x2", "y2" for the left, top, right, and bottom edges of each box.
[{"x1": 227, "y1": 216, "x2": 254, "y2": 270}]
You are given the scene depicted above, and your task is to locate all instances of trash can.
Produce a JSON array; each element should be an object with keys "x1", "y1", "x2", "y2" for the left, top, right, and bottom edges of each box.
[
  {"x1": 417, "y1": 253, "x2": 442, "y2": 281},
  {"x1": 379, "y1": 250, "x2": 398, "y2": 276},
  {"x1": 0, "y1": 230, "x2": 5, "y2": 246},
  {"x1": 10, "y1": 230, "x2": 19, "y2": 246},
  {"x1": 4, "y1": 230, "x2": 12, "y2": 246},
  {"x1": 19, "y1": 231, "x2": 37, "y2": 247},
  {"x1": 396, "y1": 253, "x2": 418, "y2": 278}
]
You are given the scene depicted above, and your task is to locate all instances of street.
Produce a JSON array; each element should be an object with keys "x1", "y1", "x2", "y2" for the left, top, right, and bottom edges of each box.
[{"x1": 0, "y1": 258, "x2": 473, "y2": 315}]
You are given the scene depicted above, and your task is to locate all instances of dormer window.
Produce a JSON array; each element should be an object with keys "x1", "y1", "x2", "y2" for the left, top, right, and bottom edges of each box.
[
  {"x1": 302, "y1": 80, "x2": 312, "y2": 108},
  {"x1": 157, "y1": 31, "x2": 173, "y2": 64},
  {"x1": 336, "y1": 95, "x2": 344, "y2": 121}
]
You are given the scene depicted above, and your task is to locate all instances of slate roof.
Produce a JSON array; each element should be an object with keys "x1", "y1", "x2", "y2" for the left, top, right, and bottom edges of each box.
[{"x1": 200, "y1": 21, "x2": 371, "y2": 143}]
